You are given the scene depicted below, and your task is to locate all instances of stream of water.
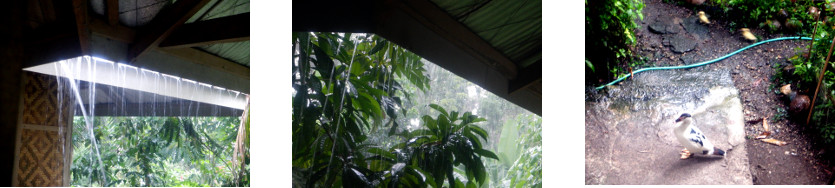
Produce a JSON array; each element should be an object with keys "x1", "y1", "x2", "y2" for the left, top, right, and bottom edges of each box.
[{"x1": 30, "y1": 56, "x2": 248, "y2": 186}]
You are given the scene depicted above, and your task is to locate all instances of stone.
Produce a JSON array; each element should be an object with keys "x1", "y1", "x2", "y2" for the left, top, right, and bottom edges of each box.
[
  {"x1": 649, "y1": 17, "x2": 682, "y2": 34},
  {"x1": 586, "y1": 69, "x2": 751, "y2": 184},
  {"x1": 665, "y1": 34, "x2": 698, "y2": 53},
  {"x1": 682, "y1": 17, "x2": 710, "y2": 41},
  {"x1": 680, "y1": 53, "x2": 699, "y2": 64}
]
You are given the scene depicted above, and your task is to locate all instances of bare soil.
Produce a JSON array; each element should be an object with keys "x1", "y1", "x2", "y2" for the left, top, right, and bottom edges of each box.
[{"x1": 632, "y1": 0, "x2": 834, "y2": 184}]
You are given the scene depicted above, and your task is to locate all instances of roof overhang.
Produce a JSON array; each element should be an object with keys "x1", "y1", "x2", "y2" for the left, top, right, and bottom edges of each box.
[{"x1": 24, "y1": 56, "x2": 247, "y2": 116}]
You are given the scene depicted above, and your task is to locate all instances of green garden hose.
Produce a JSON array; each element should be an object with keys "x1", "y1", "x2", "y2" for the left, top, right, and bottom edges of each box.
[{"x1": 595, "y1": 36, "x2": 814, "y2": 90}]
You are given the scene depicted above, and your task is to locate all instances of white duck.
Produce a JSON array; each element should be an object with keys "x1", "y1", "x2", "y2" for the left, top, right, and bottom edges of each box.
[{"x1": 674, "y1": 113, "x2": 725, "y2": 159}]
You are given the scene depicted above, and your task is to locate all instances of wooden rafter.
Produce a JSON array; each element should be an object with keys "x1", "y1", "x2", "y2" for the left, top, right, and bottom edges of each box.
[
  {"x1": 158, "y1": 47, "x2": 250, "y2": 79},
  {"x1": 508, "y1": 61, "x2": 541, "y2": 95},
  {"x1": 71, "y1": 0, "x2": 90, "y2": 55},
  {"x1": 128, "y1": 0, "x2": 211, "y2": 62},
  {"x1": 89, "y1": 17, "x2": 135, "y2": 43},
  {"x1": 106, "y1": 0, "x2": 119, "y2": 25},
  {"x1": 159, "y1": 13, "x2": 250, "y2": 49}
]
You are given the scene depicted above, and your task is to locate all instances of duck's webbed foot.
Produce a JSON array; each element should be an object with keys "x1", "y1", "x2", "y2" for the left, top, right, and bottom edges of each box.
[{"x1": 680, "y1": 148, "x2": 692, "y2": 160}]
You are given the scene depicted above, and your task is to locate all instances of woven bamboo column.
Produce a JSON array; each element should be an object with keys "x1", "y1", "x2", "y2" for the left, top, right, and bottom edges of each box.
[{"x1": 12, "y1": 72, "x2": 74, "y2": 186}]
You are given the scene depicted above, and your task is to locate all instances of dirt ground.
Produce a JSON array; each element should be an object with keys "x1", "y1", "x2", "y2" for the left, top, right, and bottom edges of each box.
[{"x1": 630, "y1": 0, "x2": 834, "y2": 184}]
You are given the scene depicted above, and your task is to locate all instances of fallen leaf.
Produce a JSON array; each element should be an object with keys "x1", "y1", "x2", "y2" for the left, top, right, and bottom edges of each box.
[
  {"x1": 755, "y1": 131, "x2": 771, "y2": 139},
  {"x1": 763, "y1": 118, "x2": 770, "y2": 132},
  {"x1": 761, "y1": 138, "x2": 788, "y2": 146}
]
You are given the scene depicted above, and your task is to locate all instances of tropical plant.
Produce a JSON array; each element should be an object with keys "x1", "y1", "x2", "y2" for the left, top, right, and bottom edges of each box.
[
  {"x1": 780, "y1": 2, "x2": 835, "y2": 144},
  {"x1": 720, "y1": 0, "x2": 818, "y2": 33},
  {"x1": 480, "y1": 113, "x2": 541, "y2": 188},
  {"x1": 71, "y1": 116, "x2": 241, "y2": 186},
  {"x1": 585, "y1": 0, "x2": 645, "y2": 85},
  {"x1": 502, "y1": 114, "x2": 542, "y2": 187},
  {"x1": 388, "y1": 57, "x2": 541, "y2": 187},
  {"x1": 291, "y1": 32, "x2": 431, "y2": 187},
  {"x1": 367, "y1": 105, "x2": 498, "y2": 187}
]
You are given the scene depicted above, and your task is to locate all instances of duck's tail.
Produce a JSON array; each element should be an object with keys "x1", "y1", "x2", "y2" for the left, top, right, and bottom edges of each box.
[
  {"x1": 712, "y1": 147, "x2": 725, "y2": 156},
  {"x1": 703, "y1": 147, "x2": 725, "y2": 156}
]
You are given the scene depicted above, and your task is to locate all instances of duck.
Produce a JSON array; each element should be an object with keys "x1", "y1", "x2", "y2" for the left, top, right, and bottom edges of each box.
[
  {"x1": 698, "y1": 11, "x2": 710, "y2": 24},
  {"x1": 740, "y1": 28, "x2": 757, "y2": 42},
  {"x1": 674, "y1": 113, "x2": 726, "y2": 159}
]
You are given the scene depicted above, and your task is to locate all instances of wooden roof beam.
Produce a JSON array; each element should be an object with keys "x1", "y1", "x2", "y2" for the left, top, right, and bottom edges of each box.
[
  {"x1": 394, "y1": 0, "x2": 517, "y2": 79},
  {"x1": 71, "y1": 0, "x2": 90, "y2": 55},
  {"x1": 106, "y1": 0, "x2": 119, "y2": 25},
  {"x1": 291, "y1": 0, "x2": 376, "y2": 32},
  {"x1": 508, "y1": 61, "x2": 541, "y2": 95},
  {"x1": 157, "y1": 47, "x2": 250, "y2": 79},
  {"x1": 159, "y1": 13, "x2": 250, "y2": 49},
  {"x1": 128, "y1": 0, "x2": 211, "y2": 62},
  {"x1": 89, "y1": 17, "x2": 135, "y2": 43}
]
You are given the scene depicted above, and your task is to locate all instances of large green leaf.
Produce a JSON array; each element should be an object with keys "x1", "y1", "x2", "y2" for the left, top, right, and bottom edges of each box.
[
  {"x1": 367, "y1": 148, "x2": 395, "y2": 160},
  {"x1": 429, "y1": 104, "x2": 449, "y2": 118},
  {"x1": 497, "y1": 119, "x2": 520, "y2": 167},
  {"x1": 368, "y1": 40, "x2": 387, "y2": 55},
  {"x1": 474, "y1": 149, "x2": 499, "y2": 160}
]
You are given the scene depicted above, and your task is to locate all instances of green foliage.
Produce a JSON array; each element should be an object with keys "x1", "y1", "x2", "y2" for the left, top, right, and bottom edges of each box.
[
  {"x1": 496, "y1": 119, "x2": 520, "y2": 167},
  {"x1": 71, "y1": 116, "x2": 241, "y2": 186},
  {"x1": 391, "y1": 60, "x2": 541, "y2": 187},
  {"x1": 292, "y1": 32, "x2": 437, "y2": 187},
  {"x1": 502, "y1": 115, "x2": 541, "y2": 188},
  {"x1": 368, "y1": 105, "x2": 496, "y2": 187},
  {"x1": 811, "y1": 102, "x2": 835, "y2": 143},
  {"x1": 585, "y1": 0, "x2": 645, "y2": 84},
  {"x1": 476, "y1": 114, "x2": 542, "y2": 188},
  {"x1": 717, "y1": 0, "x2": 820, "y2": 34},
  {"x1": 778, "y1": 1, "x2": 835, "y2": 144},
  {"x1": 292, "y1": 31, "x2": 538, "y2": 187}
]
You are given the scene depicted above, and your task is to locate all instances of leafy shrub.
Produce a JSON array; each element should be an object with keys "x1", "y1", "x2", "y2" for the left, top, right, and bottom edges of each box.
[
  {"x1": 292, "y1": 32, "x2": 500, "y2": 187},
  {"x1": 811, "y1": 102, "x2": 835, "y2": 143},
  {"x1": 502, "y1": 115, "x2": 541, "y2": 187},
  {"x1": 716, "y1": 0, "x2": 819, "y2": 34},
  {"x1": 585, "y1": 0, "x2": 644, "y2": 85},
  {"x1": 781, "y1": 2, "x2": 835, "y2": 143},
  {"x1": 483, "y1": 114, "x2": 541, "y2": 187},
  {"x1": 368, "y1": 105, "x2": 498, "y2": 187}
]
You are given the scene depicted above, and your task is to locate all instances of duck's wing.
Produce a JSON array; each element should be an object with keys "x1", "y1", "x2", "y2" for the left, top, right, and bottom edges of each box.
[{"x1": 685, "y1": 126, "x2": 708, "y2": 149}]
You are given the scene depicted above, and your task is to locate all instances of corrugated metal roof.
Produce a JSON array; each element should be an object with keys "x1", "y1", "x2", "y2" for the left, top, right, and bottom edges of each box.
[
  {"x1": 91, "y1": 0, "x2": 171, "y2": 27},
  {"x1": 430, "y1": 0, "x2": 541, "y2": 68},
  {"x1": 197, "y1": 41, "x2": 250, "y2": 67},
  {"x1": 186, "y1": 0, "x2": 249, "y2": 23},
  {"x1": 188, "y1": 0, "x2": 250, "y2": 67},
  {"x1": 89, "y1": 0, "x2": 250, "y2": 68}
]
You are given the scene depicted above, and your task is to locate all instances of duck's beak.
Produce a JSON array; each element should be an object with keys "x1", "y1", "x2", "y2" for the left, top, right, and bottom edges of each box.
[{"x1": 675, "y1": 117, "x2": 684, "y2": 123}]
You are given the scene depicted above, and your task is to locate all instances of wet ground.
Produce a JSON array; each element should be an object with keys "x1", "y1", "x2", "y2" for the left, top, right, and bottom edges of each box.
[
  {"x1": 586, "y1": 0, "x2": 834, "y2": 184},
  {"x1": 586, "y1": 68, "x2": 751, "y2": 184}
]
